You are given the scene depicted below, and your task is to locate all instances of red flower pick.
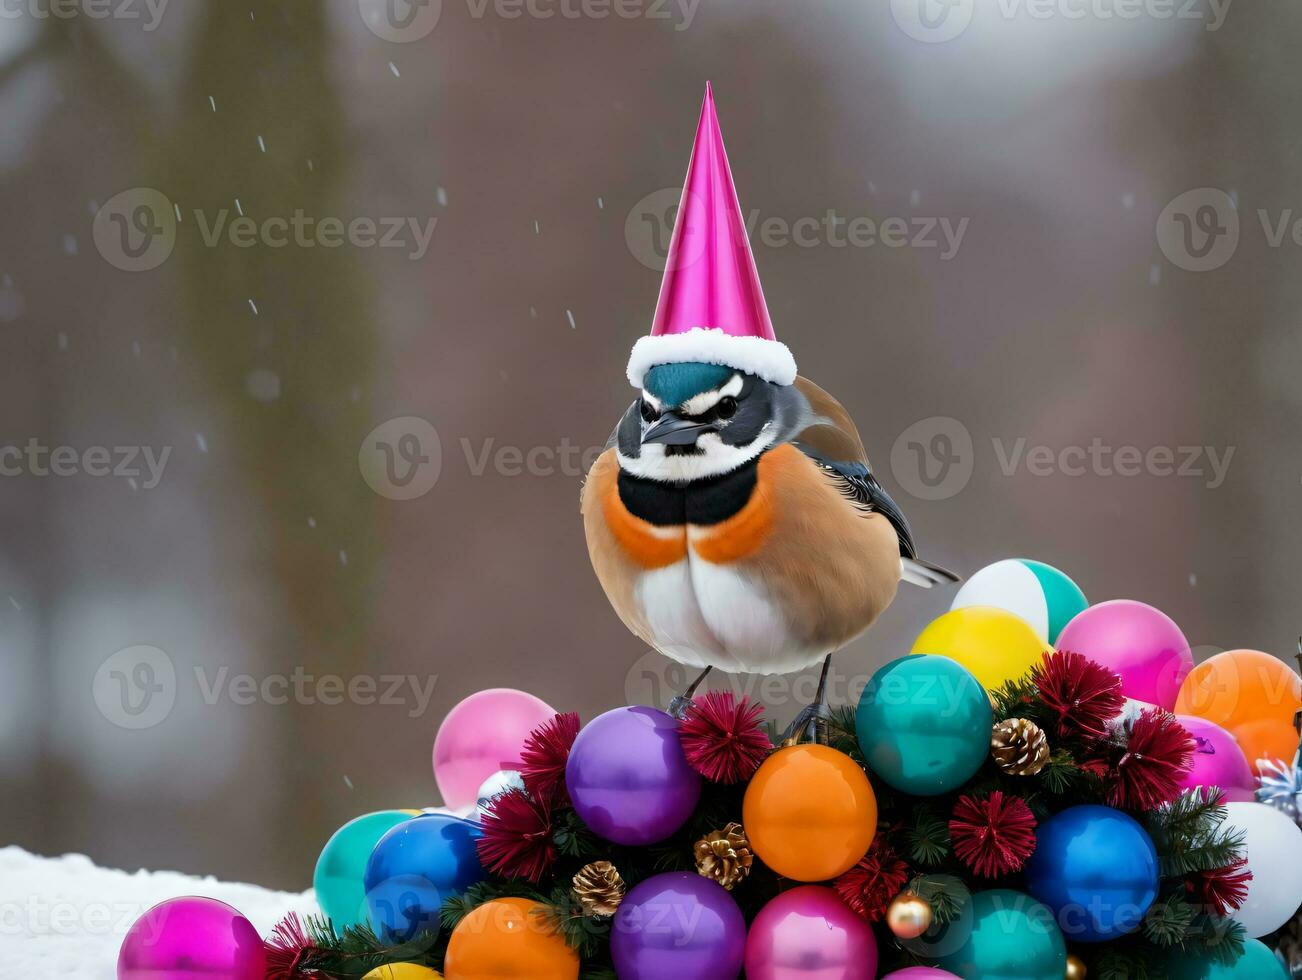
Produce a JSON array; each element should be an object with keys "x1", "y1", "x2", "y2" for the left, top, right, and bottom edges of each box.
[
  {"x1": 677, "y1": 691, "x2": 771, "y2": 783},
  {"x1": 833, "y1": 838, "x2": 911, "y2": 921},
  {"x1": 1035, "y1": 649, "x2": 1126, "y2": 741},
  {"x1": 520, "y1": 711, "x2": 581, "y2": 805},
  {"x1": 475, "y1": 787, "x2": 557, "y2": 884},
  {"x1": 1109, "y1": 709, "x2": 1195, "y2": 811},
  {"x1": 949, "y1": 791, "x2": 1038, "y2": 878},
  {"x1": 1189, "y1": 856, "x2": 1253, "y2": 918}
]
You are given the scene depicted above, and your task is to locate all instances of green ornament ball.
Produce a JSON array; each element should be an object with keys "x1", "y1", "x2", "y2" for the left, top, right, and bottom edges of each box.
[
  {"x1": 937, "y1": 889, "x2": 1066, "y2": 980},
  {"x1": 313, "y1": 809, "x2": 416, "y2": 930},
  {"x1": 855, "y1": 654, "x2": 992, "y2": 796},
  {"x1": 1166, "y1": 939, "x2": 1288, "y2": 979}
]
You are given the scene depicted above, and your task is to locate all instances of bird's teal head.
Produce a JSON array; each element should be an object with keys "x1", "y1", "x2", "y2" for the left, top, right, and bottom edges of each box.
[{"x1": 616, "y1": 361, "x2": 792, "y2": 483}]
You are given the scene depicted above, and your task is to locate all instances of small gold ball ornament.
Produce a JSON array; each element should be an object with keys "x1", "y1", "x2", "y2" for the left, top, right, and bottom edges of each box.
[
  {"x1": 885, "y1": 892, "x2": 933, "y2": 940},
  {"x1": 1065, "y1": 953, "x2": 1087, "y2": 980}
]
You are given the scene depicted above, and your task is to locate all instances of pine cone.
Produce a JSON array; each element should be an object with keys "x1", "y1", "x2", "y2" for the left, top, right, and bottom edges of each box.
[
  {"x1": 991, "y1": 718, "x2": 1050, "y2": 776},
  {"x1": 572, "y1": 860, "x2": 625, "y2": 917},
  {"x1": 695, "y1": 822, "x2": 753, "y2": 891}
]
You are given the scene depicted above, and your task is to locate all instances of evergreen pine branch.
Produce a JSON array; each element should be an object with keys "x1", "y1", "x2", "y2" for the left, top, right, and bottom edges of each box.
[
  {"x1": 554, "y1": 809, "x2": 601, "y2": 860},
  {"x1": 824, "y1": 704, "x2": 863, "y2": 761},
  {"x1": 1143, "y1": 891, "x2": 1195, "y2": 946},
  {"x1": 1037, "y1": 749, "x2": 1085, "y2": 795},
  {"x1": 294, "y1": 915, "x2": 442, "y2": 974},
  {"x1": 1095, "y1": 949, "x2": 1158, "y2": 980},
  {"x1": 908, "y1": 874, "x2": 969, "y2": 925},
  {"x1": 1187, "y1": 914, "x2": 1246, "y2": 965},
  {"x1": 904, "y1": 809, "x2": 951, "y2": 867},
  {"x1": 535, "y1": 883, "x2": 609, "y2": 959},
  {"x1": 989, "y1": 673, "x2": 1042, "y2": 722}
]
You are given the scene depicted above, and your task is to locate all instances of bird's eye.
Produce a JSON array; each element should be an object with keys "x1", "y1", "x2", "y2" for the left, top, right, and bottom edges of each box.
[
  {"x1": 640, "y1": 400, "x2": 659, "y2": 423},
  {"x1": 715, "y1": 396, "x2": 738, "y2": 420}
]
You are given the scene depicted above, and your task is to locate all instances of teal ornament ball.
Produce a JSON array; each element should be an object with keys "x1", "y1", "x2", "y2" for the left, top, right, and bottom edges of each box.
[
  {"x1": 950, "y1": 558, "x2": 1087, "y2": 644},
  {"x1": 855, "y1": 654, "x2": 992, "y2": 796},
  {"x1": 937, "y1": 889, "x2": 1066, "y2": 980},
  {"x1": 313, "y1": 810, "x2": 415, "y2": 930},
  {"x1": 1166, "y1": 939, "x2": 1289, "y2": 979}
]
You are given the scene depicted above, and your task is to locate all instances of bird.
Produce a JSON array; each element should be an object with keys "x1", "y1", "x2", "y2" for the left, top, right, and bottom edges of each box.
[{"x1": 582, "y1": 84, "x2": 958, "y2": 732}]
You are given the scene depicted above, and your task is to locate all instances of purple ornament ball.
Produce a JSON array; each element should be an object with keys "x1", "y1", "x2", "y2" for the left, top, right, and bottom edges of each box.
[
  {"x1": 880, "y1": 969, "x2": 963, "y2": 979},
  {"x1": 1177, "y1": 715, "x2": 1257, "y2": 802},
  {"x1": 118, "y1": 896, "x2": 266, "y2": 980},
  {"x1": 745, "y1": 885, "x2": 877, "y2": 980},
  {"x1": 611, "y1": 872, "x2": 746, "y2": 980},
  {"x1": 565, "y1": 706, "x2": 701, "y2": 845}
]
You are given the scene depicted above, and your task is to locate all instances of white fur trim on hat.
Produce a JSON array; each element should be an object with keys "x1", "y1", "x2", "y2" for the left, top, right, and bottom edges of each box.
[{"x1": 626, "y1": 327, "x2": 798, "y2": 388}]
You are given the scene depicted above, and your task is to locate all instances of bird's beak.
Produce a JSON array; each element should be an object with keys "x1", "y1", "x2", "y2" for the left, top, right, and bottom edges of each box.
[{"x1": 641, "y1": 411, "x2": 714, "y2": 446}]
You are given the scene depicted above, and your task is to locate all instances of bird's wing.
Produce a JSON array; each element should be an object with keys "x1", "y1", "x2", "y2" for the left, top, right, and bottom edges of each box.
[{"x1": 788, "y1": 375, "x2": 918, "y2": 560}]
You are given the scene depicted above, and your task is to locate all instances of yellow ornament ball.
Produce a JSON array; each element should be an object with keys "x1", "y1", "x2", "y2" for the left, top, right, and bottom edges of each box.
[
  {"x1": 742, "y1": 744, "x2": 876, "y2": 882},
  {"x1": 911, "y1": 606, "x2": 1049, "y2": 691},
  {"x1": 443, "y1": 898, "x2": 579, "y2": 980},
  {"x1": 362, "y1": 965, "x2": 442, "y2": 980}
]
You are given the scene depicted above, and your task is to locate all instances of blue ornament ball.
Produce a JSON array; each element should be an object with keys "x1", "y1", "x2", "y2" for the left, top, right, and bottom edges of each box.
[
  {"x1": 363, "y1": 813, "x2": 484, "y2": 944},
  {"x1": 1024, "y1": 804, "x2": 1159, "y2": 942},
  {"x1": 314, "y1": 809, "x2": 415, "y2": 931},
  {"x1": 855, "y1": 654, "x2": 992, "y2": 796}
]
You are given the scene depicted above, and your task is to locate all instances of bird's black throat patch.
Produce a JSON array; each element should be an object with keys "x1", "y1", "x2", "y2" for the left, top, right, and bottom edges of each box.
[{"x1": 617, "y1": 459, "x2": 759, "y2": 527}]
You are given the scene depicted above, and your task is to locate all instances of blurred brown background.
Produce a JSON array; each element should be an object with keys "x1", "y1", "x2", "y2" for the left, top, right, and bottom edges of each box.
[{"x1": 0, "y1": 0, "x2": 1297, "y2": 890}]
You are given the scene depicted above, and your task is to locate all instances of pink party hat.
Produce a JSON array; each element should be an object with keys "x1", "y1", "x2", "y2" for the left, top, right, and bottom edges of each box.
[{"x1": 626, "y1": 83, "x2": 797, "y2": 389}]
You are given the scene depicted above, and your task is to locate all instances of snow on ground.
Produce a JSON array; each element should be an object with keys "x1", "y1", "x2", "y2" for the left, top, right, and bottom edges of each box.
[{"x1": 0, "y1": 846, "x2": 314, "y2": 978}]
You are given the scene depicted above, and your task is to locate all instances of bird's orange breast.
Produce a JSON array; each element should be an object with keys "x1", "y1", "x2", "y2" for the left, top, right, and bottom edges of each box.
[
  {"x1": 687, "y1": 445, "x2": 795, "y2": 564},
  {"x1": 599, "y1": 474, "x2": 687, "y2": 570}
]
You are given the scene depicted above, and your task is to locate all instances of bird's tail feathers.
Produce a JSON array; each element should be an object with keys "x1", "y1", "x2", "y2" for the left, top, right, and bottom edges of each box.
[{"x1": 901, "y1": 557, "x2": 961, "y2": 589}]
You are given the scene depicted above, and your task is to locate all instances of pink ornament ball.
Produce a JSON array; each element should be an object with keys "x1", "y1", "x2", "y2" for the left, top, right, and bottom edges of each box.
[
  {"x1": 880, "y1": 970, "x2": 963, "y2": 979},
  {"x1": 432, "y1": 688, "x2": 556, "y2": 812},
  {"x1": 118, "y1": 896, "x2": 266, "y2": 980},
  {"x1": 744, "y1": 885, "x2": 877, "y2": 980},
  {"x1": 1056, "y1": 599, "x2": 1192, "y2": 709},
  {"x1": 1176, "y1": 715, "x2": 1257, "y2": 802}
]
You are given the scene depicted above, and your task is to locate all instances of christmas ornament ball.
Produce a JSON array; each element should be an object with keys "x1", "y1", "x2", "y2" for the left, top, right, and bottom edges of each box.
[
  {"x1": 611, "y1": 872, "x2": 746, "y2": 980},
  {"x1": 364, "y1": 813, "x2": 485, "y2": 944},
  {"x1": 362, "y1": 966, "x2": 443, "y2": 979},
  {"x1": 950, "y1": 558, "x2": 1087, "y2": 644},
  {"x1": 742, "y1": 743, "x2": 877, "y2": 881},
  {"x1": 565, "y1": 705, "x2": 701, "y2": 845},
  {"x1": 911, "y1": 605, "x2": 1048, "y2": 692},
  {"x1": 118, "y1": 897, "x2": 266, "y2": 980},
  {"x1": 1056, "y1": 599, "x2": 1192, "y2": 709},
  {"x1": 443, "y1": 897, "x2": 578, "y2": 980},
  {"x1": 886, "y1": 892, "x2": 934, "y2": 940},
  {"x1": 937, "y1": 889, "x2": 1066, "y2": 980},
  {"x1": 1165, "y1": 938, "x2": 1289, "y2": 979},
  {"x1": 432, "y1": 688, "x2": 555, "y2": 812},
  {"x1": 1065, "y1": 953, "x2": 1087, "y2": 980},
  {"x1": 314, "y1": 810, "x2": 417, "y2": 931},
  {"x1": 1024, "y1": 805, "x2": 1158, "y2": 942},
  {"x1": 744, "y1": 885, "x2": 877, "y2": 980}
]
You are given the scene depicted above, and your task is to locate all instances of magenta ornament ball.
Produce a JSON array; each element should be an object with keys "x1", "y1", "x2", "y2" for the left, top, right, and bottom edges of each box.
[
  {"x1": 744, "y1": 885, "x2": 878, "y2": 980},
  {"x1": 879, "y1": 970, "x2": 963, "y2": 979},
  {"x1": 1055, "y1": 599, "x2": 1192, "y2": 708},
  {"x1": 432, "y1": 688, "x2": 556, "y2": 812},
  {"x1": 1176, "y1": 715, "x2": 1257, "y2": 802},
  {"x1": 118, "y1": 897, "x2": 266, "y2": 980}
]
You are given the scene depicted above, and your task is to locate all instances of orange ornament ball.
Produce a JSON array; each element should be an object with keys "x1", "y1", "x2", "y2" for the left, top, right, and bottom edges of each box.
[
  {"x1": 1175, "y1": 649, "x2": 1301, "y2": 766},
  {"x1": 742, "y1": 744, "x2": 877, "y2": 882},
  {"x1": 443, "y1": 898, "x2": 578, "y2": 980}
]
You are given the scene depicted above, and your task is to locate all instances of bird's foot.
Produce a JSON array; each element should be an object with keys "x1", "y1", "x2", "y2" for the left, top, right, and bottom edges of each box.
[
  {"x1": 779, "y1": 700, "x2": 832, "y2": 746},
  {"x1": 667, "y1": 665, "x2": 713, "y2": 721}
]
